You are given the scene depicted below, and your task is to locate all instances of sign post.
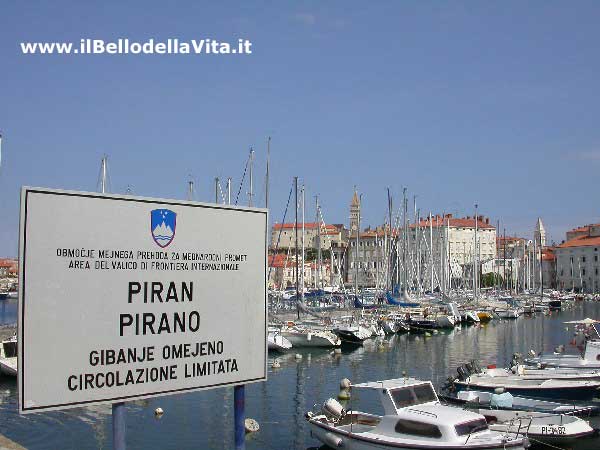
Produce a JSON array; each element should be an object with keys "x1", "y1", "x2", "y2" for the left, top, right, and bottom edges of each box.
[{"x1": 18, "y1": 187, "x2": 268, "y2": 423}]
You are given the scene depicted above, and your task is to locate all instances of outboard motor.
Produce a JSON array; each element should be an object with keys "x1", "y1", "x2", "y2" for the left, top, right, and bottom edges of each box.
[
  {"x1": 322, "y1": 398, "x2": 346, "y2": 420},
  {"x1": 441, "y1": 376, "x2": 456, "y2": 393}
]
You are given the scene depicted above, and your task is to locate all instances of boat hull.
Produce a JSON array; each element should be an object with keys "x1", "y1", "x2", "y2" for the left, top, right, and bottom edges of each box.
[
  {"x1": 0, "y1": 357, "x2": 17, "y2": 377},
  {"x1": 282, "y1": 331, "x2": 340, "y2": 348},
  {"x1": 454, "y1": 381, "x2": 600, "y2": 401},
  {"x1": 308, "y1": 418, "x2": 527, "y2": 450}
]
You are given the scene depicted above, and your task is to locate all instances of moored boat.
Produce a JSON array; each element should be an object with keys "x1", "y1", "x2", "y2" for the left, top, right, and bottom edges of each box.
[
  {"x1": 0, "y1": 334, "x2": 17, "y2": 377},
  {"x1": 306, "y1": 377, "x2": 529, "y2": 450}
]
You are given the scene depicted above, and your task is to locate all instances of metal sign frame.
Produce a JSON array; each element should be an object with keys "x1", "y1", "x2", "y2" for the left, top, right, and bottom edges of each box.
[{"x1": 18, "y1": 187, "x2": 268, "y2": 414}]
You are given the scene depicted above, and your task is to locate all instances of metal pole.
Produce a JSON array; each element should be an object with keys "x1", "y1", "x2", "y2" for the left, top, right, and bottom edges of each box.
[
  {"x1": 234, "y1": 385, "x2": 245, "y2": 450},
  {"x1": 215, "y1": 177, "x2": 219, "y2": 203},
  {"x1": 112, "y1": 402, "x2": 126, "y2": 450}
]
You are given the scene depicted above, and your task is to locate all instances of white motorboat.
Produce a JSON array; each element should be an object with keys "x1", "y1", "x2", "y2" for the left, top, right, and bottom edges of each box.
[
  {"x1": 280, "y1": 324, "x2": 341, "y2": 348},
  {"x1": 333, "y1": 316, "x2": 372, "y2": 344},
  {"x1": 451, "y1": 369, "x2": 600, "y2": 401},
  {"x1": 306, "y1": 377, "x2": 528, "y2": 450},
  {"x1": 0, "y1": 334, "x2": 17, "y2": 377},
  {"x1": 525, "y1": 319, "x2": 600, "y2": 369},
  {"x1": 483, "y1": 365, "x2": 600, "y2": 381},
  {"x1": 468, "y1": 406, "x2": 595, "y2": 445},
  {"x1": 462, "y1": 311, "x2": 481, "y2": 323},
  {"x1": 379, "y1": 314, "x2": 409, "y2": 334},
  {"x1": 267, "y1": 328, "x2": 292, "y2": 351},
  {"x1": 446, "y1": 389, "x2": 599, "y2": 417},
  {"x1": 494, "y1": 308, "x2": 522, "y2": 319}
]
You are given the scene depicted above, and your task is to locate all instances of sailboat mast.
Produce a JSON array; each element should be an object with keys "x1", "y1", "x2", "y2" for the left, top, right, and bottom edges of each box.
[
  {"x1": 301, "y1": 185, "x2": 305, "y2": 299},
  {"x1": 387, "y1": 188, "x2": 393, "y2": 291},
  {"x1": 248, "y1": 148, "x2": 254, "y2": 207},
  {"x1": 227, "y1": 178, "x2": 232, "y2": 205},
  {"x1": 473, "y1": 203, "x2": 478, "y2": 299},
  {"x1": 429, "y1": 212, "x2": 434, "y2": 293},
  {"x1": 214, "y1": 177, "x2": 219, "y2": 203},
  {"x1": 294, "y1": 176, "x2": 299, "y2": 319},
  {"x1": 402, "y1": 188, "x2": 407, "y2": 292},
  {"x1": 265, "y1": 137, "x2": 270, "y2": 209},
  {"x1": 316, "y1": 196, "x2": 322, "y2": 290},
  {"x1": 100, "y1": 156, "x2": 108, "y2": 194},
  {"x1": 187, "y1": 178, "x2": 194, "y2": 201}
]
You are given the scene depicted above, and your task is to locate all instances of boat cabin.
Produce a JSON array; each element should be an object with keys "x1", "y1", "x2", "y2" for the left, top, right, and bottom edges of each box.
[{"x1": 352, "y1": 378, "x2": 440, "y2": 415}]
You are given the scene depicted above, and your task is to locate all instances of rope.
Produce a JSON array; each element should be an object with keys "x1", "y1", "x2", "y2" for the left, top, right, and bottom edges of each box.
[{"x1": 267, "y1": 184, "x2": 293, "y2": 281}]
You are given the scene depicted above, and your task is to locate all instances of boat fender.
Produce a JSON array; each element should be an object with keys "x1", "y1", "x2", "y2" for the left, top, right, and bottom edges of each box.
[
  {"x1": 323, "y1": 432, "x2": 344, "y2": 448},
  {"x1": 340, "y1": 378, "x2": 351, "y2": 389},
  {"x1": 323, "y1": 398, "x2": 345, "y2": 419},
  {"x1": 307, "y1": 333, "x2": 312, "y2": 341},
  {"x1": 295, "y1": 353, "x2": 303, "y2": 360},
  {"x1": 244, "y1": 418, "x2": 260, "y2": 433}
]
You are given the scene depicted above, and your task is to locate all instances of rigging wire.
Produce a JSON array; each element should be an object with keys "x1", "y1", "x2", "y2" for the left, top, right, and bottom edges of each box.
[
  {"x1": 234, "y1": 153, "x2": 251, "y2": 205},
  {"x1": 267, "y1": 184, "x2": 294, "y2": 281}
]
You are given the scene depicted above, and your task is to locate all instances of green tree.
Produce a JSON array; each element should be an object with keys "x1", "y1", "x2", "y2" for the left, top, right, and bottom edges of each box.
[{"x1": 481, "y1": 272, "x2": 503, "y2": 288}]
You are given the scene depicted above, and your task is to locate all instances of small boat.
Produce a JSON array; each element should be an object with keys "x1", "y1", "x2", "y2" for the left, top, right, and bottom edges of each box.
[
  {"x1": 463, "y1": 403, "x2": 596, "y2": 445},
  {"x1": 450, "y1": 364, "x2": 600, "y2": 400},
  {"x1": 477, "y1": 311, "x2": 494, "y2": 322},
  {"x1": 306, "y1": 377, "x2": 529, "y2": 450},
  {"x1": 525, "y1": 319, "x2": 600, "y2": 369},
  {"x1": 441, "y1": 389, "x2": 599, "y2": 417},
  {"x1": 494, "y1": 308, "x2": 522, "y2": 319},
  {"x1": 462, "y1": 311, "x2": 481, "y2": 323},
  {"x1": 267, "y1": 328, "x2": 292, "y2": 351},
  {"x1": 333, "y1": 320, "x2": 372, "y2": 344},
  {"x1": 280, "y1": 324, "x2": 341, "y2": 348},
  {"x1": 0, "y1": 334, "x2": 17, "y2": 377},
  {"x1": 378, "y1": 314, "x2": 410, "y2": 334}
]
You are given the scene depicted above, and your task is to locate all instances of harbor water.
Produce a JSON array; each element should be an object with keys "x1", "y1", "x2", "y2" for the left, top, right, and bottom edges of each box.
[{"x1": 1, "y1": 300, "x2": 600, "y2": 449}]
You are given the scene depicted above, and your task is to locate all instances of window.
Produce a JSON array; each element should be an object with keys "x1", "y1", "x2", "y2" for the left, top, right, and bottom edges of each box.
[
  {"x1": 413, "y1": 384, "x2": 438, "y2": 403},
  {"x1": 395, "y1": 419, "x2": 442, "y2": 438},
  {"x1": 390, "y1": 384, "x2": 437, "y2": 409},
  {"x1": 455, "y1": 419, "x2": 488, "y2": 436}
]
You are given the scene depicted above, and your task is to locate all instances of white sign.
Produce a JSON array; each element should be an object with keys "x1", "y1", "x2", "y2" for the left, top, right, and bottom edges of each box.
[{"x1": 18, "y1": 187, "x2": 267, "y2": 413}]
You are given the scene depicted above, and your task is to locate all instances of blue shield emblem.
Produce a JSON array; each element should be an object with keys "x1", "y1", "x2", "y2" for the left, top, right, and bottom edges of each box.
[{"x1": 151, "y1": 209, "x2": 177, "y2": 248}]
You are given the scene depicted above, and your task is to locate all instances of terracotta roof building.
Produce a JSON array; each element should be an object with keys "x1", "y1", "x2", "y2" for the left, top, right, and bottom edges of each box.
[{"x1": 555, "y1": 223, "x2": 600, "y2": 292}]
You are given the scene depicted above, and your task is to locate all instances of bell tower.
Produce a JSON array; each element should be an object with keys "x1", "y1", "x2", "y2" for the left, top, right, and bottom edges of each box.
[{"x1": 350, "y1": 188, "x2": 360, "y2": 233}]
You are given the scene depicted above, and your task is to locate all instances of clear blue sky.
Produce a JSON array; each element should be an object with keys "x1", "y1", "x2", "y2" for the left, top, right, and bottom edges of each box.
[{"x1": 1, "y1": 1, "x2": 599, "y2": 256}]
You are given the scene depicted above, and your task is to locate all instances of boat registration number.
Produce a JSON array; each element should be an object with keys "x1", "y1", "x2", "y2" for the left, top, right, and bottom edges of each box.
[{"x1": 541, "y1": 426, "x2": 566, "y2": 435}]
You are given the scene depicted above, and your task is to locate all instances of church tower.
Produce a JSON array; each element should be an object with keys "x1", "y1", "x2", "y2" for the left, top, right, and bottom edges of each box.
[
  {"x1": 350, "y1": 188, "x2": 360, "y2": 233},
  {"x1": 534, "y1": 217, "x2": 546, "y2": 247}
]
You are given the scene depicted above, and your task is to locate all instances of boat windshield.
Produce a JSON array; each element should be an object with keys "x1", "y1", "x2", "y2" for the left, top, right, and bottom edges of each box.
[
  {"x1": 390, "y1": 383, "x2": 438, "y2": 409},
  {"x1": 455, "y1": 419, "x2": 488, "y2": 436}
]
